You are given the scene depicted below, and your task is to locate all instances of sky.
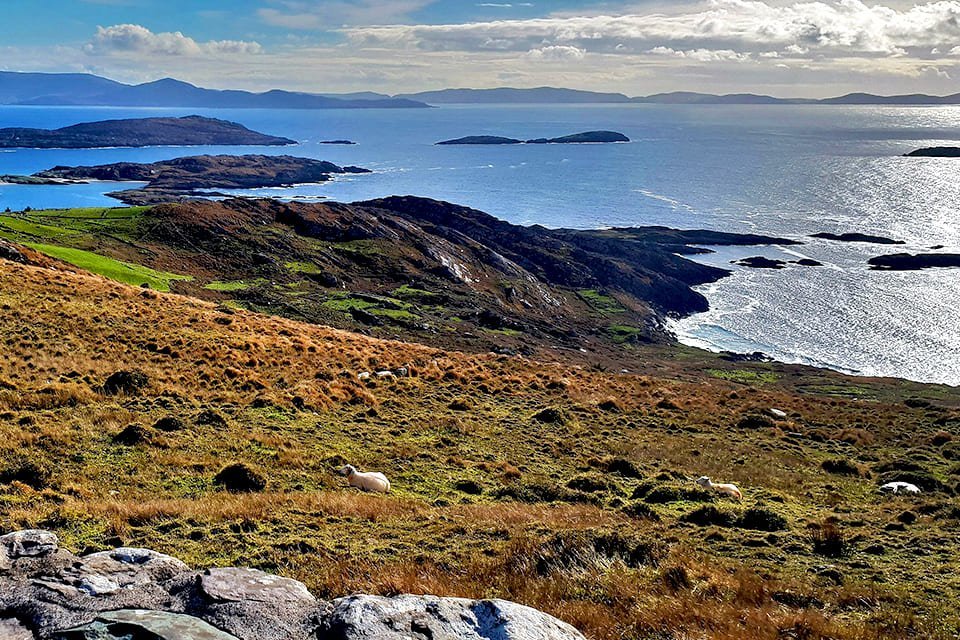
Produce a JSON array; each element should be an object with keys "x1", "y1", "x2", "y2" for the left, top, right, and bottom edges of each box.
[{"x1": 3, "y1": 0, "x2": 960, "y2": 97}]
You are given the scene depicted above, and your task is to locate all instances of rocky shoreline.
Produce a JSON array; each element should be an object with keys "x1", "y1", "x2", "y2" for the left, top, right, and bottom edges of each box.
[{"x1": 0, "y1": 529, "x2": 585, "y2": 640}]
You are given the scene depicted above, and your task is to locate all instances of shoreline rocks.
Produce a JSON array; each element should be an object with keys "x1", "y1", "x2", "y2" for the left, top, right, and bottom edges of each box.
[
  {"x1": 0, "y1": 529, "x2": 587, "y2": 640},
  {"x1": 904, "y1": 147, "x2": 960, "y2": 157},
  {"x1": 812, "y1": 232, "x2": 904, "y2": 245}
]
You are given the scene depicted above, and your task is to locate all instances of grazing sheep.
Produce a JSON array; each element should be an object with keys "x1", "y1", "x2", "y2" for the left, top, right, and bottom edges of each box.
[
  {"x1": 696, "y1": 476, "x2": 743, "y2": 501},
  {"x1": 338, "y1": 465, "x2": 391, "y2": 493},
  {"x1": 394, "y1": 366, "x2": 409, "y2": 377},
  {"x1": 880, "y1": 481, "x2": 921, "y2": 495},
  {"x1": 375, "y1": 370, "x2": 396, "y2": 379},
  {"x1": 357, "y1": 372, "x2": 371, "y2": 381}
]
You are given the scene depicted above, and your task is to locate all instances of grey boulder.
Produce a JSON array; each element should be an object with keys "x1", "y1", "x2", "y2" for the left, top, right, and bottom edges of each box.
[{"x1": 321, "y1": 594, "x2": 587, "y2": 640}]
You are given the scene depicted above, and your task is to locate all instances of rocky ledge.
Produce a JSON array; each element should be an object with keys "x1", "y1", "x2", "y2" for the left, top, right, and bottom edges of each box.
[
  {"x1": 0, "y1": 116, "x2": 295, "y2": 149},
  {"x1": 0, "y1": 529, "x2": 584, "y2": 640},
  {"x1": 436, "y1": 131, "x2": 630, "y2": 145},
  {"x1": 32, "y1": 155, "x2": 371, "y2": 205}
]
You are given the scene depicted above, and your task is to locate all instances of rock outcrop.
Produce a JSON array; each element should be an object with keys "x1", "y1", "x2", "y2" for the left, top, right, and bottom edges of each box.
[
  {"x1": 904, "y1": 147, "x2": 960, "y2": 157},
  {"x1": 0, "y1": 115, "x2": 295, "y2": 149},
  {"x1": 812, "y1": 232, "x2": 904, "y2": 245},
  {"x1": 0, "y1": 529, "x2": 587, "y2": 640}
]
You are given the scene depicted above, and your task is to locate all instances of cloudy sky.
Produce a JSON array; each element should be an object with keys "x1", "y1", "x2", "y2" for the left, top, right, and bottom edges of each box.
[{"x1": 3, "y1": 0, "x2": 960, "y2": 97}]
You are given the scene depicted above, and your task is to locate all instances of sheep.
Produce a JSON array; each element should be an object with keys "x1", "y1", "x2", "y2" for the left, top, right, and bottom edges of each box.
[
  {"x1": 357, "y1": 372, "x2": 371, "y2": 381},
  {"x1": 695, "y1": 476, "x2": 743, "y2": 501},
  {"x1": 880, "y1": 481, "x2": 920, "y2": 495},
  {"x1": 338, "y1": 465, "x2": 391, "y2": 493},
  {"x1": 375, "y1": 370, "x2": 396, "y2": 379}
]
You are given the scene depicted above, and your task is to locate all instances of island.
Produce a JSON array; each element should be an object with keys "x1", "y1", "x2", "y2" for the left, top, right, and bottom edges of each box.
[
  {"x1": 30, "y1": 155, "x2": 370, "y2": 205},
  {"x1": 904, "y1": 147, "x2": 960, "y2": 157},
  {"x1": 733, "y1": 256, "x2": 788, "y2": 269},
  {"x1": 436, "y1": 130, "x2": 630, "y2": 145},
  {"x1": 868, "y1": 252, "x2": 960, "y2": 270},
  {"x1": 0, "y1": 115, "x2": 295, "y2": 149},
  {"x1": 812, "y1": 232, "x2": 905, "y2": 244}
]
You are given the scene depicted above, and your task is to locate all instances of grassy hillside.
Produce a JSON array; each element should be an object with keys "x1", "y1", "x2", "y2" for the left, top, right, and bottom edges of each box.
[{"x1": 1, "y1": 253, "x2": 959, "y2": 639}]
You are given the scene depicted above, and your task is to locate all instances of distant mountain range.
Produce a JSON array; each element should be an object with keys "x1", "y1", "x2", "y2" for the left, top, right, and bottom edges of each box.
[
  {"x1": 0, "y1": 72, "x2": 428, "y2": 109},
  {"x1": 382, "y1": 86, "x2": 960, "y2": 106},
  {"x1": 5, "y1": 73, "x2": 960, "y2": 108}
]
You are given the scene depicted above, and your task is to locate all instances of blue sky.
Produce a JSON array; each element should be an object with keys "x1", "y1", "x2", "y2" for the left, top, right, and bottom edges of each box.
[{"x1": 3, "y1": 0, "x2": 960, "y2": 96}]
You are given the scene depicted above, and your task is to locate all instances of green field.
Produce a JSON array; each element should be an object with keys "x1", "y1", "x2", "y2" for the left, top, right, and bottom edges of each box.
[{"x1": 24, "y1": 242, "x2": 192, "y2": 292}]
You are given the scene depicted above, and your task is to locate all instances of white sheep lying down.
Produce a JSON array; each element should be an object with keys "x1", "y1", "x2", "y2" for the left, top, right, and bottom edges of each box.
[
  {"x1": 880, "y1": 481, "x2": 920, "y2": 495},
  {"x1": 338, "y1": 465, "x2": 391, "y2": 493},
  {"x1": 696, "y1": 476, "x2": 743, "y2": 501}
]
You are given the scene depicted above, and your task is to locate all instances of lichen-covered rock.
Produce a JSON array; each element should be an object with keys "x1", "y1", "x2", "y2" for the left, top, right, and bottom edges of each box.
[
  {"x1": 53, "y1": 610, "x2": 240, "y2": 640},
  {"x1": 321, "y1": 594, "x2": 587, "y2": 640}
]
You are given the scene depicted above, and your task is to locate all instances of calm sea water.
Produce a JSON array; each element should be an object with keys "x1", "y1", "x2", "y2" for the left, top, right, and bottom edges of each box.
[{"x1": 1, "y1": 104, "x2": 958, "y2": 385}]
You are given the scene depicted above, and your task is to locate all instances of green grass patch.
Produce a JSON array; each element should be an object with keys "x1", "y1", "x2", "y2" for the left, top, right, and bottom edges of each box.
[
  {"x1": 205, "y1": 279, "x2": 265, "y2": 292},
  {"x1": 23, "y1": 243, "x2": 192, "y2": 292},
  {"x1": 608, "y1": 325, "x2": 645, "y2": 344},
  {"x1": 285, "y1": 261, "x2": 324, "y2": 275},
  {"x1": 0, "y1": 216, "x2": 76, "y2": 239},
  {"x1": 322, "y1": 294, "x2": 378, "y2": 312},
  {"x1": 578, "y1": 289, "x2": 626, "y2": 315},
  {"x1": 706, "y1": 369, "x2": 780, "y2": 385},
  {"x1": 392, "y1": 284, "x2": 441, "y2": 301},
  {"x1": 484, "y1": 327, "x2": 523, "y2": 337}
]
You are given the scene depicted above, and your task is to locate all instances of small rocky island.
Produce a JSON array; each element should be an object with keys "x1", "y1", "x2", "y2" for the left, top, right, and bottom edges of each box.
[
  {"x1": 32, "y1": 155, "x2": 370, "y2": 205},
  {"x1": 812, "y1": 232, "x2": 904, "y2": 245},
  {"x1": 868, "y1": 252, "x2": 960, "y2": 270},
  {"x1": 0, "y1": 115, "x2": 295, "y2": 149},
  {"x1": 904, "y1": 147, "x2": 960, "y2": 157},
  {"x1": 437, "y1": 131, "x2": 630, "y2": 145}
]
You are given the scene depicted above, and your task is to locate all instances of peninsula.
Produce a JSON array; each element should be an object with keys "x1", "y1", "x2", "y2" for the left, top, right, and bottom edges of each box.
[{"x1": 32, "y1": 155, "x2": 370, "y2": 205}]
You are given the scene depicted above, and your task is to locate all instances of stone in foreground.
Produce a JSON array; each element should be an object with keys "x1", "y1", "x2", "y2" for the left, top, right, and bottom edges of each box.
[{"x1": 321, "y1": 594, "x2": 587, "y2": 640}]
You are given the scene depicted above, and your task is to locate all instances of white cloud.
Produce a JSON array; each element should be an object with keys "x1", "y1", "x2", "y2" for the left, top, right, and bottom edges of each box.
[
  {"x1": 85, "y1": 24, "x2": 263, "y2": 57},
  {"x1": 343, "y1": 0, "x2": 960, "y2": 59},
  {"x1": 525, "y1": 45, "x2": 586, "y2": 60}
]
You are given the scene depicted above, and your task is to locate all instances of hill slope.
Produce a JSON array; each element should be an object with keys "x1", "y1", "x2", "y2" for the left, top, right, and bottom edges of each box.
[{"x1": 2, "y1": 233, "x2": 960, "y2": 638}]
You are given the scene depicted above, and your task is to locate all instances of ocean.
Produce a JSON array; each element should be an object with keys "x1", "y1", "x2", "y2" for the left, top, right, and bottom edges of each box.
[{"x1": 0, "y1": 103, "x2": 958, "y2": 385}]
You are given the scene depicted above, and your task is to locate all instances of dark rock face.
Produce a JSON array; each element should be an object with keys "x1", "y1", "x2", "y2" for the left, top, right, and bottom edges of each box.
[
  {"x1": 0, "y1": 529, "x2": 587, "y2": 640},
  {"x1": 905, "y1": 147, "x2": 960, "y2": 157},
  {"x1": 35, "y1": 155, "x2": 371, "y2": 206},
  {"x1": 0, "y1": 239, "x2": 28, "y2": 263},
  {"x1": 0, "y1": 116, "x2": 295, "y2": 149},
  {"x1": 868, "y1": 253, "x2": 960, "y2": 270},
  {"x1": 437, "y1": 131, "x2": 629, "y2": 145},
  {"x1": 812, "y1": 232, "x2": 905, "y2": 245}
]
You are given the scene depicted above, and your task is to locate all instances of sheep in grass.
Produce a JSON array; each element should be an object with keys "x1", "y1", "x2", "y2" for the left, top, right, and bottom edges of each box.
[
  {"x1": 338, "y1": 465, "x2": 391, "y2": 494},
  {"x1": 696, "y1": 476, "x2": 743, "y2": 501},
  {"x1": 880, "y1": 481, "x2": 921, "y2": 495}
]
